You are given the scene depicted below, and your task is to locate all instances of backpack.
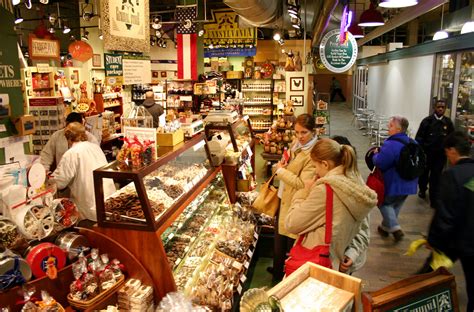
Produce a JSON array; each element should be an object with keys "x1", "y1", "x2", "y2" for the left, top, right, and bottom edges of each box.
[{"x1": 388, "y1": 137, "x2": 426, "y2": 180}]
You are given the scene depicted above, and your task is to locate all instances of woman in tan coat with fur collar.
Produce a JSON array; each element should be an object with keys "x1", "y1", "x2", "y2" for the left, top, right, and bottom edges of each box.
[
  {"x1": 285, "y1": 138, "x2": 377, "y2": 272},
  {"x1": 271, "y1": 114, "x2": 317, "y2": 282}
]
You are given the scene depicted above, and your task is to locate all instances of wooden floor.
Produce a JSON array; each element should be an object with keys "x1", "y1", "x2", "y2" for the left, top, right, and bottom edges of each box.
[{"x1": 252, "y1": 102, "x2": 467, "y2": 310}]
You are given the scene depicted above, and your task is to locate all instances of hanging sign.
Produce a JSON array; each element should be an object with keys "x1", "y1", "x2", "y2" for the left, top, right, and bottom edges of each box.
[
  {"x1": 203, "y1": 10, "x2": 257, "y2": 57},
  {"x1": 102, "y1": 0, "x2": 149, "y2": 53},
  {"x1": 104, "y1": 53, "x2": 123, "y2": 86},
  {"x1": 68, "y1": 40, "x2": 93, "y2": 62},
  {"x1": 122, "y1": 56, "x2": 151, "y2": 85},
  {"x1": 28, "y1": 35, "x2": 60, "y2": 60},
  {"x1": 319, "y1": 29, "x2": 358, "y2": 73}
]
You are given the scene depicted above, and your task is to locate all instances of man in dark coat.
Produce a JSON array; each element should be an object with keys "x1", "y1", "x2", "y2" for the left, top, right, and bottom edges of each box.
[
  {"x1": 427, "y1": 131, "x2": 474, "y2": 312},
  {"x1": 415, "y1": 99, "x2": 454, "y2": 208},
  {"x1": 142, "y1": 91, "x2": 164, "y2": 128}
]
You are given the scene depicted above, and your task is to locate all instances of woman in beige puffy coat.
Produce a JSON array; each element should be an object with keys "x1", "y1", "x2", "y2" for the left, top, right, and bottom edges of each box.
[
  {"x1": 271, "y1": 114, "x2": 318, "y2": 282},
  {"x1": 285, "y1": 138, "x2": 377, "y2": 272}
]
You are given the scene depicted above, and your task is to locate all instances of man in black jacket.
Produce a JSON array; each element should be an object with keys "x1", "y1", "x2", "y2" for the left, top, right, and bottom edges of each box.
[
  {"x1": 428, "y1": 131, "x2": 474, "y2": 311},
  {"x1": 415, "y1": 99, "x2": 454, "y2": 208},
  {"x1": 142, "y1": 91, "x2": 164, "y2": 128}
]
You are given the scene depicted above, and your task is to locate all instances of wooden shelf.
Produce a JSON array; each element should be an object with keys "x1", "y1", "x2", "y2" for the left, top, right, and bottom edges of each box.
[{"x1": 33, "y1": 87, "x2": 53, "y2": 91}]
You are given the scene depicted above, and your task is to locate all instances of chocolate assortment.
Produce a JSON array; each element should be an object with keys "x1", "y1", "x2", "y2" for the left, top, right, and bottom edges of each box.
[{"x1": 0, "y1": 217, "x2": 27, "y2": 251}]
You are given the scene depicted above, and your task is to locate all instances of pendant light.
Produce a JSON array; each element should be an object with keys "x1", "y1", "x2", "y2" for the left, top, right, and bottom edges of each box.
[
  {"x1": 348, "y1": 2, "x2": 364, "y2": 38},
  {"x1": 433, "y1": 4, "x2": 448, "y2": 40},
  {"x1": 379, "y1": 0, "x2": 418, "y2": 9},
  {"x1": 460, "y1": 21, "x2": 474, "y2": 34},
  {"x1": 12, "y1": 0, "x2": 21, "y2": 5},
  {"x1": 358, "y1": 1, "x2": 384, "y2": 27}
]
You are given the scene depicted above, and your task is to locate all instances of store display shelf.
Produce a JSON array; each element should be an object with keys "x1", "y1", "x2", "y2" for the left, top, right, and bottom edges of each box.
[
  {"x1": 246, "y1": 113, "x2": 272, "y2": 117},
  {"x1": 244, "y1": 102, "x2": 272, "y2": 105},
  {"x1": 104, "y1": 103, "x2": 121, "y2": 109},
  {"x1": 241, "y1": 89, "x2": 272, "y2": 92},
  {"x1": 101, "y1": 93, "x2": 121, "y2": 100}
]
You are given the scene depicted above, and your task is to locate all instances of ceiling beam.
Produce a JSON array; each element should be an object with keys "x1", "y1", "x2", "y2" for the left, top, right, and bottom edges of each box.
[{"x1": 356, "y1": 0, "x2": 448, "y2": 47}]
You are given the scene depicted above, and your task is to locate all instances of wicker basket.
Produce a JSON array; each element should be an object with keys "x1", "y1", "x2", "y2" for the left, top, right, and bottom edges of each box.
[{"x1": 67, "y1": 275, "x2": 125, "y2": 309}]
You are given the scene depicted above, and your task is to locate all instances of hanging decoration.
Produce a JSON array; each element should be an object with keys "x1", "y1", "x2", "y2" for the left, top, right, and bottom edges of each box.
[
  {"x1": 68, "y1": 40, "x2": 93, "y2": 62},
  {"x1": 176, "y1": 4, "x2": 198, "y2": 80}
]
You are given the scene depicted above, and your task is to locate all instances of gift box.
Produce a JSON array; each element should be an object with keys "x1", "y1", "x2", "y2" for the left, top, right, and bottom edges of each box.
[{"x1": 156, "y1": 128, "x2": 184, "y2": 147}]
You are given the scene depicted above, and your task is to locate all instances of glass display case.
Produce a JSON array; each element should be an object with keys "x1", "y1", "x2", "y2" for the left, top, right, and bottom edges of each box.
[
  {"x1": 455, "y1": 51, "x2": 473, "y2": 140},
  {"x1": 93, "y1": 134, "x2": 213, "y2": 231},
  {"x1": 433, "y1": 51, "x2": 474, "y2": 142},
  {"x1": 204, "y1": 117, "x2": 254, "y2": 154}
]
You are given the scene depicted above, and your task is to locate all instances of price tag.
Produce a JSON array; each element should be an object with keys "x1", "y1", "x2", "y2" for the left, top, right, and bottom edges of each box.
[
  {"x1": 247, "y1": 250, "x2": 253, "y2": 258},
  {"x1": 240, "y1": 275, "x2": 247, "y2": 284},
  {"x1": 233, "y1": 261, "x2": 243, "y2": 271},
  {"x1": 175, "y1": 258, "x2": 182, "y2": 266},
  {"x1": 243, "y1": 115, "x2": 249, "y2": 121},
  {"x1": 184, "y1": 246, "x2": 190, "y2": 253},
  {"x1": 167, "y1": 233, "x2": 174, "y2": 241},
  {"x1": 253, "y1": 231, "x2": 259, "y2": 239},
  {"x1": 252, "y1": 240, "x2": 257, "y2": 248},
  {"x1": 246, "y1": 145, "x2": 253, "y2": 157},
  {"x1": 244, "y1": 261, "x2": 250, "y2": 269},
  {"x1": 237, "y1": 284, "x2": 243, "y2": 295}
]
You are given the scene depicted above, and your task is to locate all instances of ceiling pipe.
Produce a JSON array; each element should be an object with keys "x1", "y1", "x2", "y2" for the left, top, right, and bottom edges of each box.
[
  {"x1": 311, "y1": 0, "x2": 339, "y2": 47},
  {"x1": 356, "y1": 0, "x2": 448, "y2": 47},
  {"x1": 223, "y1": 0, "x2": 282, "y2": 27}
]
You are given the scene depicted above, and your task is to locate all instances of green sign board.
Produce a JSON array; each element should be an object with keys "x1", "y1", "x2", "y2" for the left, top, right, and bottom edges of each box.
[
  {"x1": 104, "y1": 53, "x2": 123, "y2": 86},
  {"x1": 319, "y1": 29, "x2": 358, "y2": 73},
  {"x1": 0, "y1": 5, "x2": 26, "y2": 162},
  {"x1": 390, "y1": 289, "x2": 455, "y2": 312}
]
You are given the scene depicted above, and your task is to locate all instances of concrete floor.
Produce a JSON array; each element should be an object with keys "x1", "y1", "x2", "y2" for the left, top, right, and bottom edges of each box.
[{"x1": 250, "y1": 102, "x2": 467, "y2": 310}]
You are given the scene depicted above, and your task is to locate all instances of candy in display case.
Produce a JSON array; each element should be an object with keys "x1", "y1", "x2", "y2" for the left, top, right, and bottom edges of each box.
[{"x1": 94, "y1": 134, "x2": 213, "y2": 232}]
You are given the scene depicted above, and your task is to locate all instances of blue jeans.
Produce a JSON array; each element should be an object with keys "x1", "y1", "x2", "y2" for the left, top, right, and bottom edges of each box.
[{"x1": 379, "y1": 195, "x2": 408, "y2": 232}]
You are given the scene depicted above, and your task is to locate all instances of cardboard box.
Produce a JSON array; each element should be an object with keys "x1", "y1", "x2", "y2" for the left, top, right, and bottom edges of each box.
[
  {"x1": 226, "y1": 71, "x2": 243, "y2": 79},
  {"x1": 156, "y1": 128, "x2": 184, "y2": 146},
  {"x1": 15, "y1": 115, "x2": 36, "y2": 135}
]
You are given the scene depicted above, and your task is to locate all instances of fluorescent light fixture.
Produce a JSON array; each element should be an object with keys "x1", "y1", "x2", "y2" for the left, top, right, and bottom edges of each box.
[
  {"x1": 379, "y1": 0, "x2": 418, "y2": 8},
  {"x1": 433, "y1": 30, "x2": 448, "y2": 40},
  {"x1": 461, "y1": 21, "x2": 474, "y2": 34}
]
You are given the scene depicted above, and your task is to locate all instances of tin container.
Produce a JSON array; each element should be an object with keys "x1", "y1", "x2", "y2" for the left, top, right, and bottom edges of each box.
[
  {"x1": 55, "y1": 231, "x2": 90, "y2": 260},
  {"x1": 25, "y1": 242, "x2": 66, "y2": 278},
  {"x1": 0, "y1": 252, "x2": 32, "y2": 283}
]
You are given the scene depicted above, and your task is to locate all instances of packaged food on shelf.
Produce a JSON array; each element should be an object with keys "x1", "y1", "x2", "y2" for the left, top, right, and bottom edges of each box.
[
  {"x1": 117, "y1": 278, "x2": 154, "y2": 311},
  {"x1": 68, "y1": 249, "x2": 125, "y2": 308}
]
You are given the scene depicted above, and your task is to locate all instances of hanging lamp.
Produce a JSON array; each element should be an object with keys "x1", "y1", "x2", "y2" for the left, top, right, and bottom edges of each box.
[
  {"x1": 433, "y1": 4, "x2": 448, "y2": 40},
  {"x1": 358, "y1": 1, "x2": 384, "y2": 27},
  {"x1": 348, "y1": 2, "x2": 364, "y2": 38},
  {"x1": 379, "y1": 0, "x2": 418, "y2": 9}
]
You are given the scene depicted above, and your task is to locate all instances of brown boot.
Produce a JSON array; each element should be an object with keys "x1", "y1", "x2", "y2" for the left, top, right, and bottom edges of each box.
[{"x1": 393, "y1": 230, "x2": 405, "y2": 242}]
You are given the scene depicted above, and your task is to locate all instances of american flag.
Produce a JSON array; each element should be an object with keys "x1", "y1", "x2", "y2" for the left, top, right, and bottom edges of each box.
[{"x1": 176, "y1": 5, "x2": 197, "y2": 80}]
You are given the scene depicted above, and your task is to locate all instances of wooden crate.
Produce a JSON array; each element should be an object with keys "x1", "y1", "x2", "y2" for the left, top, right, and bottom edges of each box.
[
  {"x1": 156, "y1": 128, "x2": 184, "y2": 147},
  {"x1": 267, "y1": 262, "x2": 362, "y2": 312}
]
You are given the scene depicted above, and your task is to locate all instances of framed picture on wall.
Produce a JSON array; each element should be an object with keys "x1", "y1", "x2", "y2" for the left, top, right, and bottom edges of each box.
[
  {"x1": 102, "y1": 0, "x2": 150, "y2": 53},
  {"x1": 72, "y1": 70, "x2": 79, "y2": 84},
  {"x1": 290, "y1": 77, "x2": 304, "y2": 91},
  {"x1": 92, "y1": 54, "x2": 101, "y2": 67},
  {"x1": 290, "y1": 95, "x2": 304, "y2": 106}
]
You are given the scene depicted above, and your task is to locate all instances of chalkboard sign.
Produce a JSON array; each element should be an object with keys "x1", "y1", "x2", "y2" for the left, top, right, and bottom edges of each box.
[{"x1": 362, "y1": 267, "x2": 458, "y2": 312}]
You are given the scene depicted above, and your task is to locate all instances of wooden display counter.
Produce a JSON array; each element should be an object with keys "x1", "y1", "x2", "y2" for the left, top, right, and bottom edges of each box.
[{"x1": 0, "y1": 228, "x2": 153, "y2": 312}]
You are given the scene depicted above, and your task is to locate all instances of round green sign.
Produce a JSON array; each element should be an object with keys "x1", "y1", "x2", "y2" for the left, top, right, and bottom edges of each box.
[{"x1": 319, "y1": 29, "x2": 358, "y2": 73}]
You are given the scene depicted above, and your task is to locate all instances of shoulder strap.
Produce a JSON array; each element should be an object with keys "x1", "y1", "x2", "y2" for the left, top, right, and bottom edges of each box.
[
  {"x1": 295, "y1": 183, "x2": 334, "y2": 246},
  {"x1": 324, "y1": 184, "x2": 333, "y2": 245}
]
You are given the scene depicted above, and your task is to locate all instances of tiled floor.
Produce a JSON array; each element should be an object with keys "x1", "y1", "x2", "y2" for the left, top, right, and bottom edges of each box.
[{"x1": 250, "y1": 102, "x2": 467, "y2": 310}]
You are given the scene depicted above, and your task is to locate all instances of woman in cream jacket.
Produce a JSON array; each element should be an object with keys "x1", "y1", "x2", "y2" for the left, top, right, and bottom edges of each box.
[
  {"x1": 272, "y1": 114, "x2": 317, "y2": 282},
  {"x1": 285, "y1": 138, "x2": 377, "y2": 271}
]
